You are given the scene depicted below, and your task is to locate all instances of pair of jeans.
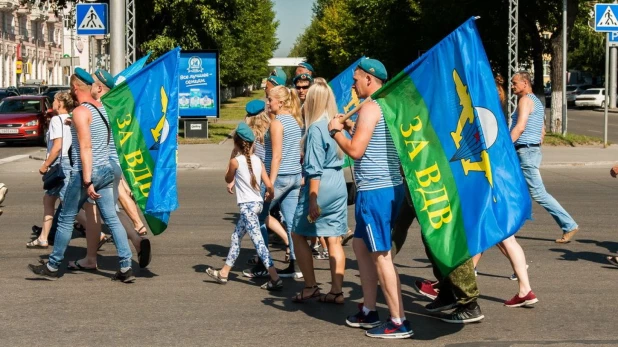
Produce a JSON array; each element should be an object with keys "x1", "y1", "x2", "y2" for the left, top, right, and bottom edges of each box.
[
  {"x1": 258, "y1": 173, "x2": 301, "y2": 261},
  {"x1": 516, "y1": 147, "x2": 578, "y2": 233},
  {"x1": 48, "y1": 165, "x2": 133, "y2": 269}
]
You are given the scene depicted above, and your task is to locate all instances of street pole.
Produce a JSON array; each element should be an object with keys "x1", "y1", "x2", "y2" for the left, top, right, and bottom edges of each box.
[
  {"x1": 605, "y1": 33, "x2": 609, "y2": 148},
  {"x1": 562, "y1": 0, "x2": 568, "y2": 135},
  {"x1": 109, "y1": 0, "x2": 125, "y2": 75},
  {"x1": 612, "y1": 0, "x2": 618, "y2": 109}
]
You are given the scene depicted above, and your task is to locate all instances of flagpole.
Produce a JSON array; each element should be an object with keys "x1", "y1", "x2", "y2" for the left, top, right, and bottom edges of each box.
[{"x1": 338, "y1": 97, "x2": 372, "y2": 123}]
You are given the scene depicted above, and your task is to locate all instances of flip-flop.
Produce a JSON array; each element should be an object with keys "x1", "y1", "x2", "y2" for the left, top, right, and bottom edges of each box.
[
  {"x1": 97, "y1": 235, "x2": 111, "y2": 251},
  {"x1": 67, "y1": 260, "x2": 98, "y2": 272},
  {"x1": 138, "y1": 238, "x2": 152, "y2": 268},
  {"x1": 135, "y1": 226, "x2": 148, "y2": 237}
]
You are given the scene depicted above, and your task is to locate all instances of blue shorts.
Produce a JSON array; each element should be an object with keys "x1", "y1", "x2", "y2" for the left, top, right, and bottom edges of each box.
[{"x1": 354, "y1": 184, "x2": 405, "y2": 252}]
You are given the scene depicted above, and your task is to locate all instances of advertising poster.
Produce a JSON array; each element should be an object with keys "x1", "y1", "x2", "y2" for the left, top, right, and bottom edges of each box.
[{"x1": 179, "y1": 50, "x2": 219, "y2": 117}]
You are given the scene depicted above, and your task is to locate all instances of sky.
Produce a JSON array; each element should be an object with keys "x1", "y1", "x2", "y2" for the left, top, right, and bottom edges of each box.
[{"x1": 272, "y1": 0, "x2": 316, "y2": 57}]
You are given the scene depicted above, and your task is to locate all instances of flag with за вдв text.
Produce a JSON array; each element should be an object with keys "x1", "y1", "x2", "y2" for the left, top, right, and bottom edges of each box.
[
  {"x1": 373, "y1": 18, "x2": 531, "y2": 276},
  {"x1": 101, "y1": 47, "x2": 180, "y2": 235}
]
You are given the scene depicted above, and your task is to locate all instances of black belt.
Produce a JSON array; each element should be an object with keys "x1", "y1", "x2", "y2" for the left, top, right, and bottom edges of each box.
[{"x1": 515, "y1": 143, "x2": 540, "y2": 150}]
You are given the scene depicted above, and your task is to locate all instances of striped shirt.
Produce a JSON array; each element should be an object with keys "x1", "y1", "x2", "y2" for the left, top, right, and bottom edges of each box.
[
  {"x1": 254, "y1": 141, "x2": 266, "y2": 162},
  {"x1": 264, "y1": 114, "x2": 302, "y2": 176},
  {"x1": 511, "y1": 93, "x2": 544, "y2": 145},
  {"x1": 353, "y1": 101, "x2": 403, "y2": 191},
  {"x1": 71, "y1": 103, "x2": 111, "y2": 169}
]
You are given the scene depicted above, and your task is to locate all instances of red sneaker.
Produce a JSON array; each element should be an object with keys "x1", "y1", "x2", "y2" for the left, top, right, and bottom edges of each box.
[
  {"x1": 504, "y1": 291, "x2": 539, "y2": 308},
  {"x1": 414, "y1": 280, "x2": 439, "y2": 300}
]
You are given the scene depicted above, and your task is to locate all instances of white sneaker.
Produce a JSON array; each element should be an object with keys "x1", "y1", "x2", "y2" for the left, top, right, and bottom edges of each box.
[{"x1": 0, "y1": 184, "x2": 7, "y2": 206}]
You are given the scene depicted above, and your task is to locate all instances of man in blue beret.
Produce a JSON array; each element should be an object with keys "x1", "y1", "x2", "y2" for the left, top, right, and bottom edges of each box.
[
  {"x1": 295, "y1": 62, "x2": 314, "y2": 76},
  {"x1": 328, "y1": 57, "x2": 413, "y2": 339},
  {"x1": 265, "y1": 73, "x2": 286, "y2": 98},
  {"x1": 293, "y1": 73, "x2": 313, "y2": 104}
]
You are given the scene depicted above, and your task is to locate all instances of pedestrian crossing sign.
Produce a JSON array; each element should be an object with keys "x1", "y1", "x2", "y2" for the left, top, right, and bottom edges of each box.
[
  {"x1": 76, "y1": 3, "x2": 108, "y2": 35},
  {"x1": 595, "y1": 4, "x2": 618, "y2": 32}
]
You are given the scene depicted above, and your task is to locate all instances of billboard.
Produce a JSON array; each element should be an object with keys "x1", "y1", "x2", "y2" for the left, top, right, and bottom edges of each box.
[{"x1": 179, "y1": 50, "x2": 219, "y2": 118}]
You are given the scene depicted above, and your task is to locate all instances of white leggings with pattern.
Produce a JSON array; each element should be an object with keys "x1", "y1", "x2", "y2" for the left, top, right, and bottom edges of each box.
[{"x1": 225, "y1": 201, "x2": 273, "y2": 268}]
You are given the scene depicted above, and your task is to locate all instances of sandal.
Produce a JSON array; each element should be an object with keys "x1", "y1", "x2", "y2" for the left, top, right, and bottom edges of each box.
[
  {"x1": 205, "y1": 268, "x2": 228, "y2": 284},
  {"x1": 318, "y1": 291, "x2": 345, "y2": 304},
  {"x1": 607, "y1": 256, "x2": 618, "y2": 268},
  {"x1": 292, "y1": 285, "x2": 321, "y2": 303},
  {"x1": 285, "y1": 247, "x2": 291, "y2": 263},
  {"x1": 97, "y1": 235, "x2": 112, "y2": 251},
  {"x1": 261, "y1": 278, "x2": 283, "y2": 291},
  {"x1": 26, "y1": 238, "x2": 48, "y2": 249},
  {"x1": 135, "y1": 225, "x2": 147, "y2": 237},
  {"x1": 67, "y1": 260, "x2": 98, "y2": 272}
]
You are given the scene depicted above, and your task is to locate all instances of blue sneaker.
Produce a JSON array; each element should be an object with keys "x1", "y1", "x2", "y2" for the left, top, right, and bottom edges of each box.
[
  {"x1": 366, "y1": 318, "x2": 414, "y2": 339},
  {"x1": 345, "y1": 304, "x2": 381, "y2": 329}
]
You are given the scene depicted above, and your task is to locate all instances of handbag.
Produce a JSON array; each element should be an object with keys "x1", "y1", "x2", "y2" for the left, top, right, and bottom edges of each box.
[{"x1": 42, "y1": 116, "x2": 66, "y2": 190}]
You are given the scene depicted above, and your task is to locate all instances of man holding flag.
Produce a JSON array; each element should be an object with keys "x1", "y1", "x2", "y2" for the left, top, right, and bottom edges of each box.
[{"x1": 328, "y1": 58, "x2": 413, "y2": 339}]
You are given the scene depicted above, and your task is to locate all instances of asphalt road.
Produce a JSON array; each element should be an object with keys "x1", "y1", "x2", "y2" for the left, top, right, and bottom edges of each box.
[{"x1": 1, "y1": 157, "x2": 618, "y2": 346}]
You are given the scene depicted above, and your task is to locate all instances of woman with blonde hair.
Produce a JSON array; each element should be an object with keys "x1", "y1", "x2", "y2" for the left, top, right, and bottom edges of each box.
[
  {"x1": 27, "y1": 91, "x2": 75, "y2": 248},
  {"x1": 291, "y1": 79, "x2": 348, "y2": 303},
  {"x1": 246, "y1": 86, "x2": 304, "y2": 279}
]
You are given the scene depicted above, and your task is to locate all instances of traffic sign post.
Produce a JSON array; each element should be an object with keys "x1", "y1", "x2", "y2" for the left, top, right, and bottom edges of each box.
[{"x1": 76, "y1": 3, "x2": 108, "y2": 36}]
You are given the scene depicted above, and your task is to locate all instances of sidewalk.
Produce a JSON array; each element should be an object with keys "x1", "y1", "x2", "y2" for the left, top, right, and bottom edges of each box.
[{"x1": 176, "y1": 142, "x2": 618, "y2": 169}]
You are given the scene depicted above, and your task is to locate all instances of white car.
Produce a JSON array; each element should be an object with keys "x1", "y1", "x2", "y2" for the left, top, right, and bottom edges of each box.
[{"x1": 575, "y1": 88, "x2": 606, "y2": 108}]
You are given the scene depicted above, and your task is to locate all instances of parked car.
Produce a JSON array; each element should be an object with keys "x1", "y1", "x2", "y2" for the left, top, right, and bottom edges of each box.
[
  {"x1": 566, "y1": 84, "x2": 594, "y2": 105},
  {"x1": 42, "y1": 85, "x2": 70, "y2": 102},
  {"x1": 0, "y1": 95, "x2": 53, "y2": 145},
  {"x1": 574, "y1": 88, "x2": 608, "y2": 108},
  {"x1": 0, "y1": 88, "x2": 19, "y2": 102}
]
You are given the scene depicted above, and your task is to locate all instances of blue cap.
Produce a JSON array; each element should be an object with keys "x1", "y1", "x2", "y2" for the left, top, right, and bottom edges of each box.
[
  {"x1": 267, "y1": 74, "x2": 286, "y2": 87},
  {"x1": 269, "y1": 67, "x2": 287, "y2": 81},
  {"x1": 293, "y1": 73, "x2": 313, "y2": 84},
  {"x1": 235, "y1": 122, "x2": 255, "y2": 143},
  {"x1": 357, "y1": 58, "x2": 387, "y2": 81},
  {"x1": 94, "y1": 69, "x2": 115, "y2": 89},
  {"x1": 245, "y1": 99, "x2": 266, "y2": 117},
  {"x1": 298, "y1": 62, "x2": 314, "y2": 73},
  {"x1": 74, "y1": 67, "x2": 95, "y2": 85}
]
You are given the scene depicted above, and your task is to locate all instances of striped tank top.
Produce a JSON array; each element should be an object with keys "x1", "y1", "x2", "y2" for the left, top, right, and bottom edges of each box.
[
  {"x1": 264, "y1": 114, "x2": 302, "y2": 176},
  {"x1": 511, "y1": 93, "x2": 544, "y2": 145},
  {"x1": 354, "y1": 101, "x2": 403, "y2": 191},
  {"x1": 254, "y1": 141, "x2": 266, "y2": 162},
  {"x1": 71, "y1": 103, "x2": 111, "y2": 169}
]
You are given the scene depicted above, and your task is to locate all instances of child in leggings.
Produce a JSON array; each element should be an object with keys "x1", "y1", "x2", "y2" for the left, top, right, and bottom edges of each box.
[{"x1": 206, "y1": 123, "x2": 283, "y2": 291}]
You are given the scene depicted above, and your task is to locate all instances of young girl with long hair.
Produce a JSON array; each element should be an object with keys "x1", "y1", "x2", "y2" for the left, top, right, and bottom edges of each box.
[
  {"x1": 291, "y1": 79, "x2": 348, "y2": 304},
  {"x1": 206, "y1": 123, "x2": 282, "y2": 290}
]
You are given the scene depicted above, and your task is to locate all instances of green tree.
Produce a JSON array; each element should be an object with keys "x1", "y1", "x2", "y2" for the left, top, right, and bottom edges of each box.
[{"x1": 137, "y1": 0, "x2": 279, "y2": 87}]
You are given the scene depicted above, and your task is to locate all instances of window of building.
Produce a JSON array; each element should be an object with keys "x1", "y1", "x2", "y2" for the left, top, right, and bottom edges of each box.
[
  {"x1": 19, "y1": 16, "x2": 28, "y2": 38},
  {"x1": 47, "y1": 24, "x2": 54, "y2": 43}
]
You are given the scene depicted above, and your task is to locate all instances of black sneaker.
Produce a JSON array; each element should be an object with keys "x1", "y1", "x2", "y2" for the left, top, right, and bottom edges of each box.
[
  {"x1": 345, "y1": 304, "x2": 381, "y2": 329},
  {"x1": 242, "y1": 264, "x2": 269, "y2": 278},
  {"x1": 440, "y1": 302, "x2": 484, "y2": 324},
  {"x1": 425, "y1": 296, "x2": 457, "y2": 313},
  {"x1": 260, "y1": 278, "x2": 283, "y2": 291},
  {"x1": 27, "y1": 262, "x2": 59, "y2": 281},
  {"x1": 277, "y1": 264, "x2": 296, "y2": 278},
  {"x1": 112, "y1": 268, "x2": 136, "y2": 283}
]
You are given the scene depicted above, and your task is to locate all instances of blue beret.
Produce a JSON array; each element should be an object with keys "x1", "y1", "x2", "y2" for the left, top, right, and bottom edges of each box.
[
  {"x1": 74, "y1": 67, "x2": 94, "y2": 85},
  {"x1": 94, "y1": 69, "x2": 115, "y2": 89},
  {"x1": 293, "y1": 73, "x2": 313, "y2": 84},
  {"x1": 357, "y1": 58, "x2": 387, "y2": 81},
  {"x1": 269, "y1": 67, "x2": 287, "y2": 81},
  {"x1": 245, "y1": 99, "x2": 265, "y2": 117},
  {"x1": 267, "y1": 74, "x2": 286, "y2": 87},
  {"x1": 298, "y1": 62, "x2": 314, "y2": 73},
  {"x1": 235, "y1": 122, "x2": 255, "y2": 143}
]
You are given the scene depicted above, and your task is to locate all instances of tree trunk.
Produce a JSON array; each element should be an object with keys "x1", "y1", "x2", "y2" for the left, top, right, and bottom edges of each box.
[{"x1": 550, "y1": 29, "x2": 564, "y2": 134}]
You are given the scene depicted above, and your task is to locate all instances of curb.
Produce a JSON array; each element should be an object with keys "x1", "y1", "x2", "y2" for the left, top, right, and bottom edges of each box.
[{"x1": 541, "y1": 161, "x2": 615, "y2": 168}]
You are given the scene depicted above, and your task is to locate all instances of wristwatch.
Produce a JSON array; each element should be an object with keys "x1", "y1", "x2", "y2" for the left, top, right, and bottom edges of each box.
[
  {"x1": 83, "y1": 181, "x2": 93, "y2": 188},
  {"x1": 329, "y1": 129, "x2": 341, "y2": 138}
]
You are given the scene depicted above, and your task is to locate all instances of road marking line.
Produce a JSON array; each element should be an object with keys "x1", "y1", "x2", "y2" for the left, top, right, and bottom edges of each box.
[{"x1": 0, "y1": 155, "x2": 29, "y2": 165}]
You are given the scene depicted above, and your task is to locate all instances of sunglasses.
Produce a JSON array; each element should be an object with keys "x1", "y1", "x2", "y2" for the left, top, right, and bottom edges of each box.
[{"x1": 295, "y1": 85, "x2": 310, "y2": 90}]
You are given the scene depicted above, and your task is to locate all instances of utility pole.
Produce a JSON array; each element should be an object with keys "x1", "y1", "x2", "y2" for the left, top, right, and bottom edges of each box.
[
  {"x1": 611, "y1": 0, "x2": 618, "y2": 109},
  {"x1": 562, "y1": 0, "x2": 568, "y2": 135},
  {"x1": 109, "y1": 0, "x2": 125, "y2": 75}
]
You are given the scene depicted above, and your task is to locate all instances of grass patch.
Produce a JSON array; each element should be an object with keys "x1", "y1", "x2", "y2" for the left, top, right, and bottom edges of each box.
[
  {"x1": 543, "y1": 132, "x2": 607, "y2": 146},
  {"x1": 220, "y1": 90, "x2": 263, "y2": 121},
  {"x1": 179, "y1": 123, "x2": 236, "y2": 144}
]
